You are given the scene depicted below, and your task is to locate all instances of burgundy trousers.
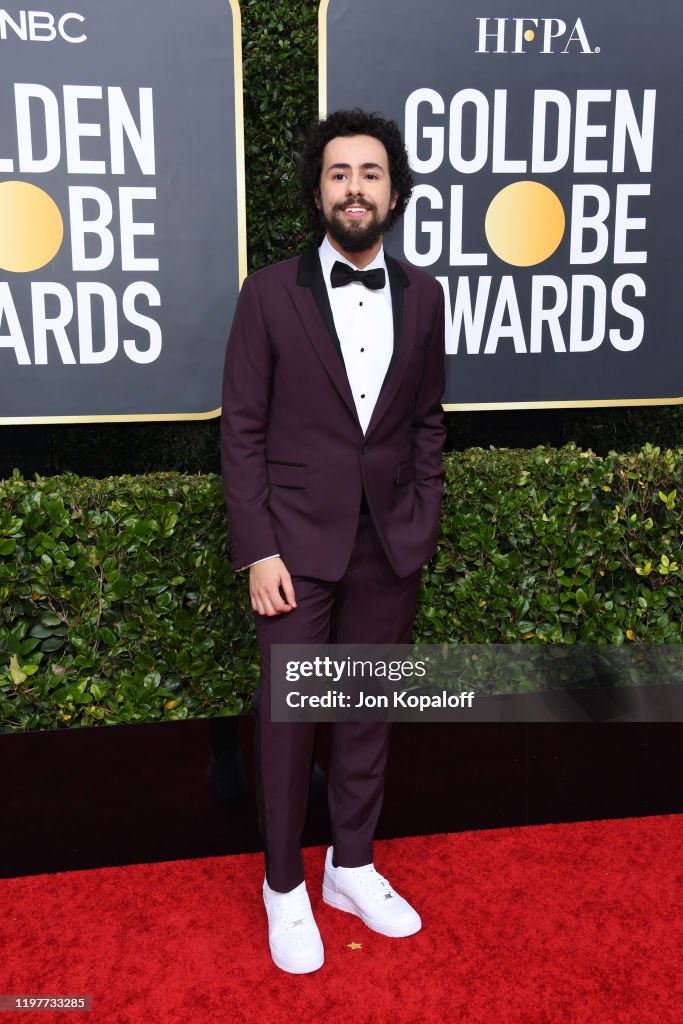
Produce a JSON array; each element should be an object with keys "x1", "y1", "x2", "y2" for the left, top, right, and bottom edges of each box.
[{"x1": 252, "y1": 511, "x2": 422, "y2": 893}]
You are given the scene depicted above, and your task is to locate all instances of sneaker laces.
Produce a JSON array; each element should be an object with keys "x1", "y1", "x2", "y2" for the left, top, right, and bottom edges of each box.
[
  {"x1": 273, "y1": 887, "x2": 314, "y2": 930},
  {"x1": 346, "y1": 864, "x2": 396, "y2": 902}
]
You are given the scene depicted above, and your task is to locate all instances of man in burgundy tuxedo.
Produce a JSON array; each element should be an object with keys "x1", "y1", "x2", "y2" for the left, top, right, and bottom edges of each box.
[{"x1": 221, "y1": 109, "x2": 446, "y2": 974}]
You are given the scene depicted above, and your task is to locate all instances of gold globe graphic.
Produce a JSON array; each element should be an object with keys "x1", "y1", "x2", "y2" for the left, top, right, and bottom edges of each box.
[
  {"x1": 485, "y1": 181, "x2": 565, "y2": 267},
  {"x1": 0, "y1": 180, "x2": 64, "y2": 272}
]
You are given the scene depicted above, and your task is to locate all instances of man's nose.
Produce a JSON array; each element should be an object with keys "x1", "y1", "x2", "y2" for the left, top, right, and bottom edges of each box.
[{"x1": 346, "y1": 171, "x2": 364, "y2": 195}]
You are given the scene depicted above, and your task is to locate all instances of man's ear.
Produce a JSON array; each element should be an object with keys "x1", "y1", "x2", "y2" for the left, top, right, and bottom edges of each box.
[
  {"x1": 390, "y1": 187, "x2": 399, "y2": 210},
  {"x1": 314, "y1": 188, "x2": 321, "y2": 210}
]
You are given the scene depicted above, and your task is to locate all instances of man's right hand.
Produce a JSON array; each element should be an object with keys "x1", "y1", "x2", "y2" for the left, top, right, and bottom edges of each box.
[{"x1": 249, "y1": 557, "x2": 297, "y2": 617}]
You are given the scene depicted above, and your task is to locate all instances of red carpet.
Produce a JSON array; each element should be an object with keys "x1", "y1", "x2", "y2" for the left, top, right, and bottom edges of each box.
[{"x1": 2, "y1": 816, "x2": 682, "y2": 1024}]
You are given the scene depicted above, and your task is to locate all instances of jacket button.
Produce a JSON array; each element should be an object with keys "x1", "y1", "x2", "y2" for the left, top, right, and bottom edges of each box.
[{"x1": 361, "y1": 444, "x2": 369, "y2": 454}]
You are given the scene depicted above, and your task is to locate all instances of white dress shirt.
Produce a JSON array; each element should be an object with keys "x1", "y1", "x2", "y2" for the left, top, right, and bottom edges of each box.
[{"x1": 318, "y1": 235, "x2": 393, "y2": 435}]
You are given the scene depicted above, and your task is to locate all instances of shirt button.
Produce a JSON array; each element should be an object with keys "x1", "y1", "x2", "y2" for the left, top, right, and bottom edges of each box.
[
  {"x1": 360, "y1": 347, "x2": 365, "y2": 352},
  {"x1": 360, "y1": 393, "x2": 365, "y2": 399}
]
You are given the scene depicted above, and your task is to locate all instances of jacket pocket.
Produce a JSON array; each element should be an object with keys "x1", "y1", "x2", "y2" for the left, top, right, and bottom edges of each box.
[
  {"x1": 266, "y1": 461, "x2": 307, "y2": 488},
  {"x1": 395, "y1": 459, "x2": 415, "y2": 485}
]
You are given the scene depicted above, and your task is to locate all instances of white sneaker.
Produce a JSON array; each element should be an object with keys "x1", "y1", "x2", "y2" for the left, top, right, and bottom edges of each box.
[
  {"x1": 322, "y1": 847, "x2": 422, "y2": 938},
  {"x1": 263, "y1": 878, "x2": 324, "y2": 974}
]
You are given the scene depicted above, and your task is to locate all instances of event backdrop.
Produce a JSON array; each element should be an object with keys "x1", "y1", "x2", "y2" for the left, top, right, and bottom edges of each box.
[
  {"x1": 321, "y1": 0, "x2": 683, "y2": 410},
  {"x1": 0, "y1": 0, "x2": 245, "y2": 423}
]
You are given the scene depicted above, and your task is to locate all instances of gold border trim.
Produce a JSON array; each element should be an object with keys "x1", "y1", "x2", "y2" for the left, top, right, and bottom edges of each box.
[
  {"x1": 443, "y1": 396, "x2": 683, "y2": 412},
  {"x1": 0, "y1": 0, "x2": 246, "y2": 427},
  {"x1": 318, "y1": 0, "x2": 329, "y2": 118},
  {"x1": 0, "y1": 408, "x2": 222, "y2": 425},
  {"x1": 230, "y1": 0, "x2": 248, "y2": 289}
]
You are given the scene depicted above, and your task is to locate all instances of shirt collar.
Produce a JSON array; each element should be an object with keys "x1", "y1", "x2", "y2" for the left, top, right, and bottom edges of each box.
[{"x1": 319, "y1": 235, "x2": 387, "y2": 288}]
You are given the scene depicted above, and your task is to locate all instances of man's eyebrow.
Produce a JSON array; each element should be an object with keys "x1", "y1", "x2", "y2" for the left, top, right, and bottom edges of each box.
[{"x1": 326, "y1": 162, "x2": 385, "y2": 171}]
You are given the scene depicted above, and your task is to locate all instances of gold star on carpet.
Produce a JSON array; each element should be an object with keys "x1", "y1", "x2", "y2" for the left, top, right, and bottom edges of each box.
[{"x1": 346, "y1": 941, "x2": 363, "y2": 950}]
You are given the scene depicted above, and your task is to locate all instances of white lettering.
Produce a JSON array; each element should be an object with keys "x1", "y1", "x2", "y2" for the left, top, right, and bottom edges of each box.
[
  {"x1": 58, "y1": 13, "x2": 85, "y2": 43},
  {"x1": 449, "y1": 185, "x2": 487, "y2": 266},
  {"x1": 439, "y1": 275, "x2": 491, "y2": 355},
  {"x1": 530, "y1": 276, "x2": 568, "y2": 353},
  {"x1": 27, "y1": 10, "x2": 55, "y2": 41},
  {"x1": 404, "y1": 89, "x2": 655, "y2": 176},
  {"x1": 0, "y1": 10, "x2": 86, "y2": 43},
  {"x1": 574, "y1": 90, "x2": 611, "y2": 173},
  {"x1": 513, "y1": 18, "x2": 538, "y2": 53},
  {"x1": 531, "y1": 90, "x2": 571, "y2": 173},
  {"x1": 68, "y1": 186, "x2": 115, "y2": 271},
  {"x1": 122, "y1": 283, "x2": 162, "y2": 364},
  {"x1": 492, "y1": 89, "x2": 527, "y2": 172},
  {"x1": 613, "y1": 90, "x2": 656, "y2": 174},
  {"x1": 562, "y1": 18, "x2": 592, "y2": 54},
  {"x1": 0, "y1": 283, "x2": 31, "y2": 364},
  {"x1": 0, "y1": 10, "x2": 26, "y2": 39},
  {"x1": 15, "y1": 83, "x2": 61, "y2": 173},
  {"x1": 613, "y1": 184, "x2": 649, "y2": 264},
  {"x1": 31, "y1": 282, "x2": 76, "y2": 364},
  {"x1": 108, "y1": 86, "x2": 155, "y2": 175},
  {"x1": 119, "y1": 187, "x2": 158, "y2": 271},
  {"x1": 76, "y1": 283, "x2": 119, "y2": 364},
  {"x1": 476, "y1": 17, "x2": 507, "y2": 54},
  {"x1": 569, "y1": 275, "x2": 606, "y2": 352},
  {"x1": 610, "y1": 274, "x2": 645, "y2": 351},
  {"x1": 541, "y1": 18, "x2": 566, "y2": 54},
  {"x1": 403, "y1": 185, "x2": 442, "y2": 268},
  {"x1": 484, "y1": 276, "x2": 526, "y2": 354},
  {"x1": 404, "y1": 88, "x2": 444, "y2": 174},
  {"x1": 570, "y1": 185, "x2": 610, "y2": 265},
  {"x1": 449, "y1": 89, "x2": 488, "y2": 174},
  {"x1": 63, "y1": 85, "x2": 106, "y2": 174}
]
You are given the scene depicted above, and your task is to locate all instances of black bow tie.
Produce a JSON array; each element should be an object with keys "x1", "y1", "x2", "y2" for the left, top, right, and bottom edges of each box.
[{"x1": 330, "y1": 261, "x2": 386, "y2": 291}]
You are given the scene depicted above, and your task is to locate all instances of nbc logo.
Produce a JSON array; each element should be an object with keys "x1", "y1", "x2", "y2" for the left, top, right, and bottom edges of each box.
[{"x1": 0, "y1": 9, "x2": 86, "y2": 43}]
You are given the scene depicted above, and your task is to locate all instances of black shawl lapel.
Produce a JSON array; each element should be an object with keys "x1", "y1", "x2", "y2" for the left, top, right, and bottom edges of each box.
[
  {"x1": 290, "y1": 245, "x2": 357, "y2": 421},
  {"x1": 365, "y1": 255, "x2": 415, "y2": 438},
  {"x1": 381, "y1": 253, "x2": 409, "y2": 391},
  {"x1": 296, "y1": 244, "x2": 344, "y2": 360}
]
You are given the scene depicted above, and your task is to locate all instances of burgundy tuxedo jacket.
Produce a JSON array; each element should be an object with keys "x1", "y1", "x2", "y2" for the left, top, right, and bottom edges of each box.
[{"x1": 220, "y1": 244, "x2": 446, "y2": 581}]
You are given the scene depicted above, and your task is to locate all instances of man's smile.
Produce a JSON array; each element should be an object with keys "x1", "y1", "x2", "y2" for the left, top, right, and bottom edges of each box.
[{"x1": 333, "y1": 200, "x2": 377, "y2": 223}]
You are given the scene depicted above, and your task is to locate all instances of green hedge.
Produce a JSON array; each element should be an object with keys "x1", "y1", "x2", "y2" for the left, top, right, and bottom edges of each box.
[
  {"x1": 1, "y1": 443, "x2": 682, "y2": 732},
  {"x1": 416, "y1": 444, "x2": 682, "y2": 646},
  {"x1": 0, "y1": 472, "x2": 256, "y2": 731}
]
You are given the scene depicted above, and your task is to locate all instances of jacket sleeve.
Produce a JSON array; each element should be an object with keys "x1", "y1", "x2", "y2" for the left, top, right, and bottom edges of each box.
[
  {"x1": 411, "y1": 284, "x2": 447, "y2": 525},
  {"x1": 220, "y1": 275, "x2": 280, "y2": 570}
]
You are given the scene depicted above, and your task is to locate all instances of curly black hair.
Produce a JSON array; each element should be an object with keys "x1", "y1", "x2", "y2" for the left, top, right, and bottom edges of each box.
[{"x1": 298, "y1": 108, "x2": 414, "y2": 235}]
